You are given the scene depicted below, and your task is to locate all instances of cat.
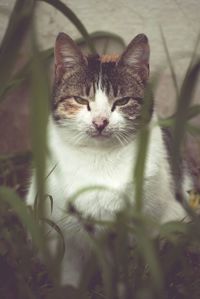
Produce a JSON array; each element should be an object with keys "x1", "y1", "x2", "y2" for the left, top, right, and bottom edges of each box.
[{"x1": 27, "y1": 32, "x2": 192, "y2": 287}]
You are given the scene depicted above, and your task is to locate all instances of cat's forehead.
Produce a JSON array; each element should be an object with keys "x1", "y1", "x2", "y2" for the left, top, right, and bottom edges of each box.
[
  {"x1": 88, "y1": 54, "x2": 145, "y2": 97},
  {"x1": 86, "y1": 54, "x2": 118, "y2": 74},
  {"x1": 54, "y1": 53, "x2": 145, "y2": 102},
  {"x1": 86, "y1": 54, "x2": 119, "y2": 97},
  {"x1": 100, "y1": 54, "x2": 120, "y2": 63}
]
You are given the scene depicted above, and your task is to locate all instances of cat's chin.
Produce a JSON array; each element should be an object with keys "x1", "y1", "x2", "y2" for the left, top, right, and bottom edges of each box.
[
  {"x1": 81, "y1": 131, "x2": 118, "y2": 148},
  {"x1": 84, "y1": 130, "x2": 133, "y2": 148},
  {"x1": 87, "y1": 138, "x2": 118, "y2": 149},
  {"x1": 88, "y1": 134, "x2": 112, "y2": 146}
]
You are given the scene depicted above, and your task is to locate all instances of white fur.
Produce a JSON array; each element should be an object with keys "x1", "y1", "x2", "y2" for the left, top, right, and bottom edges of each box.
[{"x1": 27, "y1": 89, "x2": 191, "y2": 287}]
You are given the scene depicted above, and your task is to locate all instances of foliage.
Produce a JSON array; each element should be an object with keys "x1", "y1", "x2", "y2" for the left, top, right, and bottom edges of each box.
[{"x1": 0, "y1": 1, "x2": 200, "y2": 299}]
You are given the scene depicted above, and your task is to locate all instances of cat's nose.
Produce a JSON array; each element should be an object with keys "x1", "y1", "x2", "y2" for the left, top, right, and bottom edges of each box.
[{"x1": 92, "y1": 117, "x2": 109, "y2": 132}]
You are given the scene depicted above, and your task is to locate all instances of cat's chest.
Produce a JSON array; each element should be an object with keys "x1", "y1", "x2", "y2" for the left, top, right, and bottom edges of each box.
[
  {"x1": 48, "y1": 147, "x2": 135, "y2": 217},
  {"x1": 55, "y1": 151, "x2": 133, "y2": 192}
]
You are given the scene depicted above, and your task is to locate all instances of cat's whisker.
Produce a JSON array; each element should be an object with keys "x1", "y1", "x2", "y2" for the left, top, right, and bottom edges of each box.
[
  {"x1": 123, "y1": 134, "x2": 131, "y2": 144},
  {"x1": 115, "y1": 131, "x2": 130, "y2": 146},
  {"x1": 115, "y1": 134, "x2": 125, "y2": 146},
  {"x1": 73, "y1": 132, "x2": 85, "y2": 145}
]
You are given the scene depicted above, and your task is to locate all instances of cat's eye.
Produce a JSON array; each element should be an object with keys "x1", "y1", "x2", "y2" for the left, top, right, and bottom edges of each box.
[
  {"x1": 115, "y1": 97, "x2": 131, "y2": 106},
  {"x1": 74, "y1": 96, "x2": 88, "y2": 105},
  {"x1": 111, "y1": 97, "x2": 131, "y2": 111},
  {"x1": 74, "y1": 96, "x2": 90, "y2": 110}
]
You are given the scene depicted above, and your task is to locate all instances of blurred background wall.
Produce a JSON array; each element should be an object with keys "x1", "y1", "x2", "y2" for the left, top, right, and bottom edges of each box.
[
  {"x1": 2, "y1": 1, "x2": 199, "y2": 68},
  {"x1": 0, "y1": 0, "x2": 200, "y2": 153}
]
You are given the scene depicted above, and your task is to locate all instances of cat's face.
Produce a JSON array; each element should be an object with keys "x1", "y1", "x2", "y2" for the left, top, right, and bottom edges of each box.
[{"x1": 52, "y1": 33, "x2": 151, "y2": 147}]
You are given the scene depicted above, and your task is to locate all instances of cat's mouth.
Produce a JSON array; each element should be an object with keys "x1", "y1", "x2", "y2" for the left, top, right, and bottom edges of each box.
[
  {"x1": 87, "y1": 130, "x2": 112, "y2": 139},
  {"x1": 92, "y1": 134, "x2": 110, "y2": 139}
]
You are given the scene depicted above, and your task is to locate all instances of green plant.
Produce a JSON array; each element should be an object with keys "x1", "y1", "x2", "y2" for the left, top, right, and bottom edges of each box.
[{"x1": 1, "y1": 1, "x2": 200, "y2": 299}]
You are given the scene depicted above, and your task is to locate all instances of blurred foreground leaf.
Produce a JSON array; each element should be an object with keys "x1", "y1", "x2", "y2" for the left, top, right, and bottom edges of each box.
[
  {"x1": 160, "y1": 27, "x2": 179, "y2": 99},
  {"x1": 0, "y1": 0, "x2": 35, "y2": 100},
  {"x1": 30, "y1": 25, "x2": 49, "y2": 217},
  {"x1": 172, "y1": 60, "x2": 200, "y2": 196},
  {"x1": 0, "y1": 186, "x2": 43, "y2": 249}
]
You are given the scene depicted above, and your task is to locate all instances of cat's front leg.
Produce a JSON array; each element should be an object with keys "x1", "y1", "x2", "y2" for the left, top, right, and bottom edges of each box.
[
  {"x1": 27, "y1": 194, "x2": 91, "y2": 287},
  {"x1": 59, "y1": 224, "x2": 92, "y2": 287}
]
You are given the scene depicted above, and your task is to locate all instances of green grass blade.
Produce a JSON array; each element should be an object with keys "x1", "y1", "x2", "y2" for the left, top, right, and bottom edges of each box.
[
  {"x1": 134, "y1": 126, "x2": 150, "y2": 212},
  {"x1": 159, "y1": 221, "x2": 189, "y2": 238},
  {"x1": 157, "y1": 117, "x2": 174, "y2": 128},
  {"x1": 135, "y1": 224, "x2": 164, "y2": 296},
  {"x1": 30, "y1": 25, "x2": 50, "y2": 218},
  {"x1": 158, "y1": 103, "x2": 200, "y2": 131},
  {"x1": 0, "y1": 150, "x2": 31, "y2": 164},
  {"x1": 172, "y1": 60, "x2": 200, "y2": 196},
  {"x1": 170, "y1": 35, "x2": 200, "y2": 184},
  {"x1": 134, "y1": 83, "x2": 153, "y2": 212},
  {"x1": 0, "y1": 187, "x2": 43, "y2": 249},
  {"x1": 187, "y1": 104, "x2": 200, "y2": 119},
  {"x1": 186, "y1": 31, "x2": 200, "y2": 72},
  {"x1": 160, "y1": 26, "x2": 179, "y2": 99},
  {"x1": 38, "y1": 0, "x2": 96, "y2": 54},
  {"x1": 42, "y1": 217, "x2": 65, "y2": 262},
  {"x1": 0, "y1": 47, "x2": 54, "y2": 99},
  {"x1": 186, "y1": 123, "x2": 200, "y2": 135},
  {"x1": 0, "y1": 0, "x2": 35, "y2": 100}
]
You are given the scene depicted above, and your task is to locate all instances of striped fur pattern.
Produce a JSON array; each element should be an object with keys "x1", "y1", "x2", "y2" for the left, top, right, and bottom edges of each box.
[{"x1": 52, "y1": 33, "x2": 152, "y2": 147}]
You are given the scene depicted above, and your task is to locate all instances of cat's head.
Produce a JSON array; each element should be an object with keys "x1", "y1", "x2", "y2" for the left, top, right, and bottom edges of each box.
[{"x1": 52, "y1": 32, "x2": 152, "y2": 148}]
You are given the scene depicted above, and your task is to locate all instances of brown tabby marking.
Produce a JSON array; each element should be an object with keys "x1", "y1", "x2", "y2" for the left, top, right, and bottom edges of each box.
[
  {"x1": 54, "y1": 98, "x2": 82, "y2": 119},
  {"x1": 100, "y1": 54, "x2": 119, "y2": 63},
  {"x1": 120, "y1": 99, "x2": 142, "y2": 120},
  {"x1": 52, "y1": 33, "x2": 152, "y2": 125}
]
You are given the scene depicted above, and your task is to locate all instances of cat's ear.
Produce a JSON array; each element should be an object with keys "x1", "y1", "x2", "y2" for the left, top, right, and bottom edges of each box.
[
  {"x1": 117, "y1": 34, "x2": 150, "y2": 81},
  {"x1": 54, "y1": 32, "x2": 86, "y2": 82}
]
